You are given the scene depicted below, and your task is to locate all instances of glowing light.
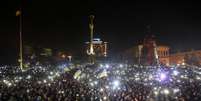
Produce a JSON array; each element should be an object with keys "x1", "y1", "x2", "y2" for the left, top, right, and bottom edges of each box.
[
  {"x1": 135, "y1": 77, "x2": 140, "y2": 81},
  {"x1": 173, "y1": 70, "x2": 179, "y2": 76},
  {"x1": 100, "y1": 64, "x2": 103, "y2": 68},
  {"x1": 100, "y1": 88, "x2": 104, "y2": 92},
  {"x1": 103, "y1": 96, "x2": 107, "y2": 100},
  {"x1": 105, "y1": 85, "x2": 109, "y2": 89},
  {"x1": 113, "y1": 80, "x2": 119, "y2": 86},
  {"x1": 163, "y1": 89, "x2": 170, "y2": 95},
  {"x1": 144, "y1": 78, "x2": 148, "y2": 82},
  {"x1": 196, "y1": 76, "x2": 201, "y2": 80},
  {"x1": 39, "y1": 66, "x2": 42, "y2": 69},
  {"x1": 177, "y1": 80, "x2": 181, "y2": 83},
  {"x1": 94, "y1": 81, "x2": 98, "y2": 85},
  {"x1": 55, "y1": 72, "x2": 60, "y2": 77},
  {"x1": 112, "y1": 80, "x2": 120, "y2": 89},
  {"x1": 61, "y1": 91, "x2": 64, "y2": 94},
  {"x1": 27, "y1": 89, "x2": 30, "y2": 93},
  {"x1": 158, "y1": 72, "x2": 167, "y2": 82},
  {"x1": 90, "y1": 82, "x2": 94, "y2": 86},
  {"x1": 154, "y1": 91, "x2": 158, "y2": 95},
  {"x1": 119, "y1": 64, "x2": 123, "y2": 68},
  {"x1": 153, "y1": 87, "x2": 157, "y2": 90},
  {"x1": 48, "y1": 76, "x2": 54, "y2": 81},
  {"x1": 3, "y1": 79, "x2": 6, "y2": 83},
  {"x1": 43, "y1": 80, "x2": 47, "y2": 83},
  {"x1": 7, "y1": 83, "x2": 12, "y2": 86},
  {"x1": 173, "y1": 88, "x2": 180, "y2": 93},
  {"x1": 149, "y1": 74, "x2": 153, "y2": 80},
  {"x1": 50, "y1": 72, "x2": 53, "y2": 75},
  {"x1": 105, "y1": 64, "x2": 109, "y2": 68},
  {"x1": 61, "y1": 54, "x2": 66, "y2": 58},
  {"x1": 26, "y1": 75, "x2": 31, "y2": 79},
  {"x1": 58, "y1": 90, "x2": 65, "y2": 94},
  {"x1": 15, "y1": 79, "x2": 19, "y2": 83},
  {"x1": 180, "y1": 75, "x2": 188, "y2": 79},
  {"x1": 89, "y1": 79, "x2": 92, "y2": 82}
]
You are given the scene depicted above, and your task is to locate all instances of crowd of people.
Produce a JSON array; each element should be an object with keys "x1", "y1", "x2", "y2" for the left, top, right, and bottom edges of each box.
[{"x1": 0, "y1": 64, "x2": 201, "y2": 101}]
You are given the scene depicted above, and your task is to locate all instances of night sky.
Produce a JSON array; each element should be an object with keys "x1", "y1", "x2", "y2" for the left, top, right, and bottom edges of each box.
[{"x1": 0, "y1": 0, "x2": 201, "y2": 64}]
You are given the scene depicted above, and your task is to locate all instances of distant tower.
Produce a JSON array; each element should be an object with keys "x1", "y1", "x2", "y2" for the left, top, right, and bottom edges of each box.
[{"x1": 87, "y1": 15, "x2": 95, "y2": 64}]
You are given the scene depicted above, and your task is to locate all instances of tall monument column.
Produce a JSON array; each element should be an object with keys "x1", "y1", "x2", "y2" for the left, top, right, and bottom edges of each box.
[
  {"x1": 89, "y1": 15, "x2": 95, "y2": 56},
  {"x1": 86, "y1": 15, "x2": 95, "y2": 64}
]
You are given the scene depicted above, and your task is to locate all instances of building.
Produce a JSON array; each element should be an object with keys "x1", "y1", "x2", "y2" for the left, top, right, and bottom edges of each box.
[
  {"x1": 169, "y1": 50, "x2": 201, "y2": 66},
  {"x1": 22, "y1": 46, "x2": 54, "y2": 66},
  {"x1": 123, "y1": 35, "x2": 169, "y2": 65},
  {"x1": 56, "y1": 51, "x2": 72, "y2": 62},
  {"x1": 157, "y1": 46, "x2": 170, "y2": 65},
  {"x1": 86, "y1": 38, "x2": 108, "y2": 58},
  {"x1": 123, "y1": 45, "x2": 170, "y2": 65}
]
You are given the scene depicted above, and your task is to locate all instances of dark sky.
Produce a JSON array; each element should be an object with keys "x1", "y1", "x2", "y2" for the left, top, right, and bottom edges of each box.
[{"x1": 0, "y1": 0, "x2": 201, "y2": 64}]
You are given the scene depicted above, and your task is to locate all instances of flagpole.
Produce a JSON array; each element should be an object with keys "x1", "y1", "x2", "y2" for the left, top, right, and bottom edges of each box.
[
  {"x1": 20, "y1": 9, "x2": 23, "y2": 70},
  {"x1": 17, "y1": 8, "x2": 23, "y2": 70}
]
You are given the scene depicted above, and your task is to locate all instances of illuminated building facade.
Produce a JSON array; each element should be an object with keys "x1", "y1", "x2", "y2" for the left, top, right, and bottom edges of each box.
[
  {"x1": 55, "y1": 51, "x2": 72, "y2": 63},
  {"x1": 157, "y1": 46, "x2": 170, "y2": 65},
  {"x1": 123, "y1": 45, "x2": 169, "y2": 65},
  {"x1": 169, "y1": 50, "x2": 201, "y2": 66},
  {"x1": 86, "y1": 38, "x2": 108, "y2": 58},
  {"x1": 123, "y1": 35, "x2": 170, "y2": 65}
]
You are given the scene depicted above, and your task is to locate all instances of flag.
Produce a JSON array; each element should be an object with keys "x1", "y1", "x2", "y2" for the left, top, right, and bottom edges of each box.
[{"x1": 16, "y1": 10, "x2": 21, "y2": 16}]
